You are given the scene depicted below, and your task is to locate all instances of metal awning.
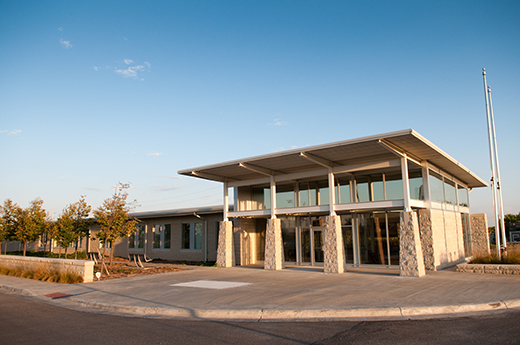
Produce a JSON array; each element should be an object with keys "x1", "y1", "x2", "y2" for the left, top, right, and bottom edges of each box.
[{"x1": 178, "y1": 129, "x2": 487, "y2": 188}]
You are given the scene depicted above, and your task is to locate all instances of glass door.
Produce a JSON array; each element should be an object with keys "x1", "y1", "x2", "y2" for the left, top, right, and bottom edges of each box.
[{"x1": 311, "y1": 229, "x2": 324, "y2": 265}]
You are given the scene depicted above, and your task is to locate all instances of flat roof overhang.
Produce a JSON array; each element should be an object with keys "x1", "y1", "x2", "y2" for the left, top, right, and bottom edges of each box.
[{"x1": 178, "y1": 129, "x2": 488, "y2": 189}]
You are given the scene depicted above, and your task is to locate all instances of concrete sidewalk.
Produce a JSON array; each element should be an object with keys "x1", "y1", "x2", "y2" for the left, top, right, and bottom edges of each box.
[{"x1": 2, "y1": 265, "x2": 520, "y2": 321}]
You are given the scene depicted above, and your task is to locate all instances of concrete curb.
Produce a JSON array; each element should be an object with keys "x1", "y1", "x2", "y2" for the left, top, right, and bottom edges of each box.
[
  {"x1": 3, "y1": 284, "x2": 520, "y2": 322},
  {"x1": 56, "y1": 296, "x2": 520, "y2": 322}
]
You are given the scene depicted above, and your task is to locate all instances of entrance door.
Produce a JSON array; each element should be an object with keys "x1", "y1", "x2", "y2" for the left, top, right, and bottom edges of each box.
[{"x1": 311, "y1": 229, "x2": 324, "y2": 265}]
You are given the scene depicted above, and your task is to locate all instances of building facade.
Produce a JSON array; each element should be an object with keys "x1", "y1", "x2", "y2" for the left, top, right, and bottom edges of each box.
[{"x1": 179, "y1": 129, "x2": 490, "y2": 276}]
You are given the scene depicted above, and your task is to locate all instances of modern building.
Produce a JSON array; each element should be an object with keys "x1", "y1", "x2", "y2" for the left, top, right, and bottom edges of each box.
[{"x1": 178, "y1": 129, "x2": 490, "y2": 276}]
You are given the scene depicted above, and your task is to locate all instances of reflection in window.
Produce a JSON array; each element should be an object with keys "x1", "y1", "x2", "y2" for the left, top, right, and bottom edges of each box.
[
  {"x1": 252, "y1": 187, "x2": 270, "y2": 210},
  {"x1": 385, "y1": 172, "x2": 403, "y2": 200},
  {"x1": 356, "y1": 177, "x2": 370, "y2": 202},
  {"x1": 409, "y1": 169, "x2": 424, "y2": 200},
  {"x1": 299, "y1": 180, "x2": 329, "y2": 206},
  {"x1": 336, "y1": 177, "x2": 351, "y2": 204},
  {"x1": 276, "y1": 184, "x2": 295, "y2": 208},
  {"x1": 429, "y1": 171, "x2": 444, "y2": 202},
  {"x1": 458, "y1": 185, "x2": 469, "y2": 207},
  {"x1": 444, "y1": 178, "x2": 457, "y2": 205},
  {"x1": 153, "y1": 224, "x2": 171, "y2": 249},
  {"x1": 371, "y1": 174, "x2": 384, "y2": 201},
  {"x1": 182, "y1": 222, "x2": 202, "y2": 250}
]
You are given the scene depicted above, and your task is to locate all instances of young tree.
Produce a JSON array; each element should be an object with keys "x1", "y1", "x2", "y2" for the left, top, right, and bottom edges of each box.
[
  {"x1": 93, "y1": 183, "x2": 138, "y2": 265},
  {"x1": 55, "y1": 197, "x2": 92, "y2": 259},
  {"x1": 0, "y1": 199, "x2": 21, "y2": 254},
  {"x1": 15, "y1": 199, "x2": 47, "y2": 256}
]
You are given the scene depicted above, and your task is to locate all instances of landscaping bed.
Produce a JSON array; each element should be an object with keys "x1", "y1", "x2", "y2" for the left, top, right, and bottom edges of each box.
[{"x1": 94, "y1": 257, "x2": 188, "y2": 280}]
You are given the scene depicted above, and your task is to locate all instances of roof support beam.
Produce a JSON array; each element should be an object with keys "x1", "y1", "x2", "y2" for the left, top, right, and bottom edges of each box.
[
  {"x1": 378, "y1": 139, "x2": 422, "y2": 166},
  {"x1": 191, "y1": 170, "x2": 237, "y2": 182},
  {"x1": 239, "y1": 162, "x2": 279, "y2": 176},
  {"x1": 300, "y1": 152, "x2": 335, "y2": 169}
]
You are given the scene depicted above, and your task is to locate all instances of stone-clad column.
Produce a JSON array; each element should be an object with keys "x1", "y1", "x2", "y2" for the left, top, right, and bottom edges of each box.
[
  {"x1": 470, "y1": 213, "x2": 490, "y2": 256},
  {"x1": 216, "y1": 221, "x2": 234, "y2": 268},
  {"x1": 264, "y1": 218, "x2": 284, "y2": 270},
  {"x1": 399, "y1": 211, "x2": 426, "y2": 277},
  {"x1": 323, "y1": 215, "x2": 345, "y2": 273}
]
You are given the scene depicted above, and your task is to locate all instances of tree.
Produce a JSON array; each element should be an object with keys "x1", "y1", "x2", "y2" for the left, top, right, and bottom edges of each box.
[
  {"x1": 15, "y1": 199, "x2": 47, "y2": 256},
  {"x1": 55, "y1": 196, "x2": 92, "y2": 259},
  {"x1": 0, "y1": 199, "x2": 21, "y2": 254},
  {"x1": 93, "y1": 183, "x2": 138, "y2": 265}
]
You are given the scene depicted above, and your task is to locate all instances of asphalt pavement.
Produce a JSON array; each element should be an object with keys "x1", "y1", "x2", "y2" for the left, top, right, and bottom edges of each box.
[{"x1": 1, "y1": 265, "x2": 520, "y2": 321}]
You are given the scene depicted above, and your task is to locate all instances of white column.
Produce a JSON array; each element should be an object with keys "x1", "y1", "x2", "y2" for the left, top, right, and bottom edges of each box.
[
  {"x1": 270, "y1": 175, "x2": 276, "y2": 219},
  {"x1": 328, "y1": 169, "x2": 336, "y2": 216},
  {"x1": 223, "y1": 182, "x2": 229, "y2": 221},
  {"x1": 401, "y1": 156, "x2": 411, "y2": 212},
  {"x1": 421, "y1": 164, "x2": 431, "y2": 208}
]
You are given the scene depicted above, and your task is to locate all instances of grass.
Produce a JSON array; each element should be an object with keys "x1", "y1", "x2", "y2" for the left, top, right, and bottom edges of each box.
[
  {"x1": 470, "y1": 246, "x2": 520, "y2": 265},
  {"x1": 0, "y1": 265, "x2": 83, "y2": 283}
]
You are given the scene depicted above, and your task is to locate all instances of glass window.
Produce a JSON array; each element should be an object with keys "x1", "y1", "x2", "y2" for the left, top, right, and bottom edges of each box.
[
  {"x1": 154, "y1": 224, "x2": 170, "y2": 249},
  {"x1": 444, "y1": 178, "x2": 457, "y2": 205},
  {"x1": 458, "y1": 185, "x2": 469, "y2": 207},
  {"x1": 252, "y1": 187, "x2": 270, "y2": 210},
  {"x1": 309, "y1": 182, "x2": 319, "y2": 206},
  {"x1": 128, "y1": 232, "x2": 135, "y2": 249},
  {"x1": 182, "y1": 223, "x2": 190, "y2": 249},
  {"x1": 299, "y1": 182, "x2": 310, "y2": 206},
  {"x1": 355, "y1": 176, "x2": 370, "y2": 202},
  {"x1": 371, "y1": 174, "x2": 384, "y2": 201},
  {"x1": 385, "y1": 172, "x2": 403, "y2": 200},
  {"x1": 194, "y1": 222, "x2": 202, "y2": 250},
  {"x1": 318, "y1": 181, "x2": 329, "y2": 205},
  {"x1": 182, "y1": 222, "x2": 203, "y2": 250},
  {"x1": 336, "y1": 177, "x2": 351, "y2": 204},
  {"x1": 409, "y1": 169, "x2": 424, "y2": 200},
  {"x1": 429, "y1": 171, "x2": 444, "y2": 202},
  {"x1": 138, "y1": 225, "x2": 145, "y2": 248},
  {"x1": 281, "y1": 217, "x2": 296, "y2": 262},
  {"x1": 276, "y1": 184, "x2": 295, "y2": 208}
]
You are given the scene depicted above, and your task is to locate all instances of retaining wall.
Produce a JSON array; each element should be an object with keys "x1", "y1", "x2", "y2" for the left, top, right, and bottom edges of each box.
[
  {"x1": 0, "y1": 255, "x2": 94, "y2": 282},
  {"x1": 456, "y1": 262, "x2": 520, "y2": 275}
]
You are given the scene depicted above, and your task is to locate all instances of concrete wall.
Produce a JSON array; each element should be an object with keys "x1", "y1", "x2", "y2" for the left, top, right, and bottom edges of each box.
[
  {"x1": 0, "y1": 255, "x2": 94, "y2": 283},
  {"x1": 108, "y1": 212, "x2": 222, "y2": 263},
  {"x1": 418, "y1": 208, "x2": 466, "y2": 271}
]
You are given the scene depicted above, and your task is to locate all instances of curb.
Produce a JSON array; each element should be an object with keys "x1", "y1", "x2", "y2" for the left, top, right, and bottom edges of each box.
[{"x1": 2, "y1": 284, "x2": 520, "y2": 321}]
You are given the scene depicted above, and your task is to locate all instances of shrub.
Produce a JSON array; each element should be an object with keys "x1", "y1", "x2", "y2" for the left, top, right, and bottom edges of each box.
[
  {"x1": 0, "y1": 265, "x2": 83, "y2": 284},
  {"x1": 471, "y1": 247, "x2": 520, "y2": 265}
]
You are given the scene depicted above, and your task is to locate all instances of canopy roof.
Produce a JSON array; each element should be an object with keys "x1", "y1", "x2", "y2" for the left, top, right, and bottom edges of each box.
[{"x1": 178, "y1": 129, "x2": 487, "y2": 188}]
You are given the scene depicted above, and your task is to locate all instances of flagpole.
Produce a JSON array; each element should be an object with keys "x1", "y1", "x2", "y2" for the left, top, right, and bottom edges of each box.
[
  {"x1": 487, "y1": 86, "x2": 507, "y2": 254},
  {"x1": 482, "y1": 68, "x2": 501, "y2": 258}
]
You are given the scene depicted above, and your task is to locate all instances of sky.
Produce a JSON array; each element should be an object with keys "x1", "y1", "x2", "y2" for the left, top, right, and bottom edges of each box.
[{"x1": 1, "y1": 0, "x2": 519, "y2": 224}]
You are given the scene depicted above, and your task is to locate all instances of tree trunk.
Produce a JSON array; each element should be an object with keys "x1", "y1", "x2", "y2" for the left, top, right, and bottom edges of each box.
[
  {"x1": 58, "y1": 246, "x2": 61, "y2": 259},
  {"x1": 0, "y1": 241, "x2": 3, "y2": 255},
  {"x1": 23, "y1": 240, "x2": 27, "y2": 256},
  {"x1": 4, "y1": 240, "x2": 7, "y2": 255},
  {"x1": 110, "y1": 244, "x2": 114, "y2": 266},
  {"x1": 64, "y1": 246, "x2": 68, "y2": 259},
  {"x1": 74, "y1": 240, "x2": 78, "y2": 260}
]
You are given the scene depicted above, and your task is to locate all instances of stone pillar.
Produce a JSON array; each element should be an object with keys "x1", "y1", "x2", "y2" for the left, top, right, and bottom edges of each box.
[
  {"x1": 216, "y1": 221, "x2": 234, "y2": 268},
  {"x1": 417, "y1": 209, "x2": 435, "y2": 271},
  {"x1": 470, "y1": 213, "x2": 490, "y2": 256},
  {"x1": 323, "y1": 215, "x2": 345, "y2": 274},
  {"x1": 399, "y1": 211, "x2": 426, "y2": 277},
  {"x1": 264, "y1": 218, "x2": 284, "y2": 270}
]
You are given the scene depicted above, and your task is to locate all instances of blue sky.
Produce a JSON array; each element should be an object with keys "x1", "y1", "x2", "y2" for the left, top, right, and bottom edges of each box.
[{"x1": 1, "y1": 0, "x2": 519, "y2": 223}]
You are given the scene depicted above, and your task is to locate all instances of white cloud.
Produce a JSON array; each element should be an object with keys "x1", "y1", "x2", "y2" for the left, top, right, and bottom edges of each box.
[
  {"x1": 268, "y1": 118, "x2": 288, "y2": 126},
  {"x1": 1, "y1": 129, "x2": 22, "y2": 136},
  {"x1": 59, "y1": 38, "x2": 72, "y2": 48},
  {"x1": 113, "y1": 59, "x2": 151, "y2": 79},
  {"x1": 93, "y1": 66, "x2": 99, "y2": 71},
  {"x1": 147, "y1": 152, "x2": 163, "y2": 157},
  {"x1": 57, "y1": 27, "x2": 63, "y2": 31},
  {"x1": 151, "y1": 185, "x2": 178, "y2": 192}
]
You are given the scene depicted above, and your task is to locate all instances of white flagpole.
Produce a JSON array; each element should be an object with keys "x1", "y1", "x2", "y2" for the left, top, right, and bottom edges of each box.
[
  {"x1": 482, "y1": 68, "x2": 501, "y2": 258},
  {"x1": 487, "y1": 86, "x2": 507, "y2": 254}
]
